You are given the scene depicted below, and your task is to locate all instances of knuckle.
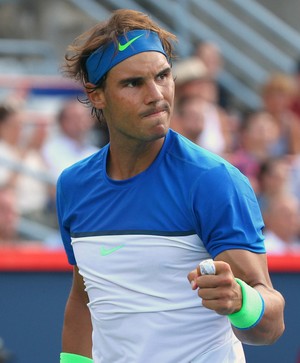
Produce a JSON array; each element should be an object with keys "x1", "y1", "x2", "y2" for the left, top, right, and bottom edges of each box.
[
  {"x1": 219, "y1": 274, "x2": 233, "y2": 287},
  {"x1": 216, "y1": 299, "x2": 232, "y2": 315}
]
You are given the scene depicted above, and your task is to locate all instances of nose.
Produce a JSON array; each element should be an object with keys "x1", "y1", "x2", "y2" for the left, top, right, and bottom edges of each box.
[{"x1": 144, "y1": 81, "x2": 164, "y2": 104}]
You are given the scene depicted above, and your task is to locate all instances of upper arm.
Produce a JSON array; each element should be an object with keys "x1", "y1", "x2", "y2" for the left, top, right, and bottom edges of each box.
[
  {"x1": 62, "y1": 266, "x2": 92, "y2": 356},
  {"x1": 69, "y1": 266, "x2": 89, "y2": 305},
  {"x1": 194, "y1": 165, "x2": 265, "y2": 258},
  {"x1": 215, "y1": 249, "x2": 272, "y2": 289}
]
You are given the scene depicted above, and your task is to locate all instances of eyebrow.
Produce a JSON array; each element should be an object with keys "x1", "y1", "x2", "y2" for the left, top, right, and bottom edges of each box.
[
  {"x1": 118, "y1": 66, "x2": 172, "y2": 86},
  {"x1": 158, "y1": 66, "x2": 172, "y2": 75},
  {"x1": 118, "y1": 76, "x2": 143, "y2": 86}
]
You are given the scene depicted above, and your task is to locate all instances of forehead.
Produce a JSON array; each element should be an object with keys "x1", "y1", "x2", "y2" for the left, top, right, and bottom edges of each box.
[{"x1": 108, "y1": 52, "x2": 170, "y2": 79}]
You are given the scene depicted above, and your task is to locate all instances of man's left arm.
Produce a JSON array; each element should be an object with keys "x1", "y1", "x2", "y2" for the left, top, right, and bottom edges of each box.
[{"x1": 188, "y1": 249, "x2": 285, "y2": 345}]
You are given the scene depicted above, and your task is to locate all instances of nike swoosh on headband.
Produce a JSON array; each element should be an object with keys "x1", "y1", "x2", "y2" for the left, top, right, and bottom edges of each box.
[
  {"x1": 86, "y1": 29, "x2": 167, "y2": 84},
  {"x1": 118, "y1": 34, "x2": 144, "y2": 51}
]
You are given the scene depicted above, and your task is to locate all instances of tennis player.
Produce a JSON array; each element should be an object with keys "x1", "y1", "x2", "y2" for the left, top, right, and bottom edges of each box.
[{"x1": 57, "y1": 9, "x2": 285, "y2": 363}]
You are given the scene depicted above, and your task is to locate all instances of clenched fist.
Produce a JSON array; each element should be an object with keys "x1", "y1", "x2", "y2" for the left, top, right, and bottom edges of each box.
[{"x1": 187, "y1": 260, "x2": 242, "y2": 315}]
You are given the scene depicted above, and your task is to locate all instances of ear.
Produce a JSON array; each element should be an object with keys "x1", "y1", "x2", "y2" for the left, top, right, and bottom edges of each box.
[{"x1": 85, "y1": 82, "x2": 106, "y2": 109}]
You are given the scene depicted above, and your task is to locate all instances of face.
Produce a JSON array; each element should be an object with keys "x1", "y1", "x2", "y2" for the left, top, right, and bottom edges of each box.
[
  {"x1": 266, "y1": 197, "x2": 300, "y2": 239},
  {"x1": 263, "y1": 89, "x2": 294, "y2": 114},
  {"x1": 262, "y1": 160, "x2": 289, "y2": 193},
  {"x1": 176, "y1": 97, "x2": 205, "y2": 141},
  {"x1": 92, "y1": 52, "x2": 174, "y2": 145},
  {"x1": 245, "y1": 113, "x2": 279, "y2": 147},
  {"x1": 60, "y1": 102, "x2": 94, "y2": 141},
  {"x1": 0, "y1": 112, "x2": 23, "y2": 145}
]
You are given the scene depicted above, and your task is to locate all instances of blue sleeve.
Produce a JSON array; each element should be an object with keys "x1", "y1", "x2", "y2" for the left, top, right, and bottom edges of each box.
[
  {"x1": 56, "y1": 173, "x2": 77, "y2": 265},
  {"x1": 192, "y1": 163, "x2": 265, "y2": 258}
]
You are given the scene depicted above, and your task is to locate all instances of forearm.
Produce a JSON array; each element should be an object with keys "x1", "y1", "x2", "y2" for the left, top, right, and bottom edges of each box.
[
  {"x1": 232, "y1": 284, "x2": 285, "y2": 345},
  {"x1": 62, "y1": 294, "x2": 93, "y2": 357}
]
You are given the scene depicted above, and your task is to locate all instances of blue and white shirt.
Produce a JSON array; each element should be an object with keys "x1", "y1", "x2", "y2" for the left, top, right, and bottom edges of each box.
[{"x1": 57, "y1": 129, "x2": 265, "y2": 363}]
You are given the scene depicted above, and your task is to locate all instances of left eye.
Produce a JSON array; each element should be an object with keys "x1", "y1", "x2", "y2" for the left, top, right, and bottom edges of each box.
[
  {"x1": 158, "y1": 71, "x2": 171, "y2": 81},
  {"x1": 127, "y1": 80, "x2": 140, "y2": 88}
]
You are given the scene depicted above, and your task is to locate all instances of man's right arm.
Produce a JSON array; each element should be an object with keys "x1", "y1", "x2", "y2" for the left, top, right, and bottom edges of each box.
[{"x1": 62, "y1": 266, "x2": 93, "y2": 358}]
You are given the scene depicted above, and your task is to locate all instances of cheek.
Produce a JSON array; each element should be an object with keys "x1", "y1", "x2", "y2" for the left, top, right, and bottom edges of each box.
[
  {"x1": 107, "y1": 88, "x2": 137, "y2": 110},
  {"x1": 104, "y1": 96, "x2": 137, "y2": 128},
  {"x1": 168, "y1": 82, "x2": 175, "y2": 99}
]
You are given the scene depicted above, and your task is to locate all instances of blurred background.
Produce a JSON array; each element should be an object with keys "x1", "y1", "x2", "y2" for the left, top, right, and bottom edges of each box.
[{"x1": 0, "y1": 1, "x2": 300, "y2": 362}]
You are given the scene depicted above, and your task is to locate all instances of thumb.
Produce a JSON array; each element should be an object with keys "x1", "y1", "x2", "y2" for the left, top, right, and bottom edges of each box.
[{"x1": 187, "y1": 268, "x2": 199, "y2": 289}]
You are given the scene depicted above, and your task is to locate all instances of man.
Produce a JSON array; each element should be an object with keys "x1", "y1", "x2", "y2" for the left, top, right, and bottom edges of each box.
[
  {"x1": 42, "y1": 99, "x2": 98, "y2": 180},
  {"x1": 57, "y1": 9, "x2": 285, "y2": 363},
  {"x1": 172, "y1": 57, "x2": 231, "y2": 155},
  {"x1": 263, "y1": 193, "x2": 300, "y2": 254},
  {"x1": 194, "y1": 41, "x2": 231, "y2": 110}
]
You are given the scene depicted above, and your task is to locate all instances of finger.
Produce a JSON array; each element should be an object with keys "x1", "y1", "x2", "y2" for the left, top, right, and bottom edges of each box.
[
  {"x1": 187, "y1": 269, "x2": 199, "y2": 290},
  {"x1": 201, "y1": 296, "x2": 229, "y2": 314},
  {"x1": 187, "y1": 268, "x2": 198, "y2": 282},
  {"x1": 199, "y1": 287, "x2": 238, "y2": 315},
  {"x1": 188, "y1": 259, "x2": 217, "y2": 290},
  {"x1": 198, "y1": 259, "x2": 216, "y2": 276},
  {"x1": 195, "y1": 275, "x2": 219, "y2": 289},
  {"x1": 198, "y1": 285, "x2": 222, "y2": 300},
  {"x1": 198, "y1": 260, "x2": 232, "y2": 277}
]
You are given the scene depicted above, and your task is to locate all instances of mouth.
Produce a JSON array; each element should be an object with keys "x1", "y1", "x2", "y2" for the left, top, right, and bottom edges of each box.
[{"x1": 140, "y1": 104, "x2": 170, "y2": 118}]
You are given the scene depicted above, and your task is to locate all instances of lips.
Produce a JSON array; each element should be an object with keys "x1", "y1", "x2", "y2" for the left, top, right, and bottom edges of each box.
[{"x1": 140, "y1": 104, "x2": 170, "y2": 118}]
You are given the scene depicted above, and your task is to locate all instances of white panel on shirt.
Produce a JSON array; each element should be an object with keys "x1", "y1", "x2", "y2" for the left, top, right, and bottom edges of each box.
[{"x1": 71, "y1": 233, "x2": 245, "y2": 363}]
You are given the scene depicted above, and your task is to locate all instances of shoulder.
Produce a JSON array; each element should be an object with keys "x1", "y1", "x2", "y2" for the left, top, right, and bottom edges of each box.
[
  {"x1": 58, "y1": 146, "x2": 106, "y2": 189},
  {"x1": 167, "y1": 129, "x2": 244, "y2": 181}
]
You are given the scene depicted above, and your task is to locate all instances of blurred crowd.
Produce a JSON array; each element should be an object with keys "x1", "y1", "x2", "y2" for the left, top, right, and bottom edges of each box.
[
  {"x1": 1, "y1": 40, "x2": 300, "y2": 255},
  {"x1": 0, "y1": 95, "x2": 108, "y2": 249}
]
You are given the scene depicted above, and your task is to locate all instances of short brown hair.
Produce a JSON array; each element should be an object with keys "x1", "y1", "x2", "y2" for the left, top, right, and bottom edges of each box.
[
  {"x1": 61, "y1": 9, "x2": 177, "y2": 124},
  {"x1": 63, "y1": 9, "x2": 176, "y2": 85}
]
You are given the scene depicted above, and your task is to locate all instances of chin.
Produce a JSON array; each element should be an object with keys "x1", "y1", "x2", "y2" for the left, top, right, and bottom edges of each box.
[{"x1": 153, "y1": 124, "x2": 169, "y2": 138}]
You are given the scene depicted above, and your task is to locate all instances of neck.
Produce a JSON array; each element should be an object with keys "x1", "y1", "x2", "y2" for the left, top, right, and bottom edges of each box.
[{"x1": 107, "y1": 137, "x2": 165, "y2": 180}]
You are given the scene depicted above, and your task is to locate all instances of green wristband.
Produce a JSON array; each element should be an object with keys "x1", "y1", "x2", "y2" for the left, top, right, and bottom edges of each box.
[
  {"x1": 60, "y1": 352, "x2": 93, "y2": 363},
  {"x1": 228, "y1": 278, "x2": 265, "y2": 330}
]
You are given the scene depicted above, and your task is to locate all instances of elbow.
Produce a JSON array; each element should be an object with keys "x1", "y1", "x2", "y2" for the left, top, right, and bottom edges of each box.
[
  {"x1": 267, "y1": 320, "x2": 285, "y2": 345},
  {"x1": 234, "y1": 321, "x2": 285, "y2": 346},
  {"x1": 258, "y1": 289, "x2": 286, "y2": 345},
  {"x1": 268, "y1": 292, "x2": 286, "y2": 345}
]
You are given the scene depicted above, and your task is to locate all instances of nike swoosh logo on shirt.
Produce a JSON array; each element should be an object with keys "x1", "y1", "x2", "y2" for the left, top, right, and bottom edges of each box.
[
  {"x1": 100, "y1": 245, "x2": 125, "y2": 256},
  {"x1": 118, "y1": 34, "x2": 144, "y2": 51}
]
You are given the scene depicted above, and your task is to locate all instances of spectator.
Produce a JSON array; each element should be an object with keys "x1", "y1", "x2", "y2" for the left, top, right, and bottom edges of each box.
[
  {"x1": 261, "y1": 72, "x2": 300, "y2": 155},
  {"x1": 18, "y1": 115, "x2": 54, "y2": 223},
  {"x1": 171, "y1": 96, "x2": 205, "y2": 144},
  {"x1": 229, "y1": 111, "x2": 279, "y2": 192},
  {"x1": 173, "y1": 57, "x2": 208, "y2": 101},
  {"x1": 0, "y1": 102, "x2": 23, "y2": 186},
  {"x1": 256, "y1": 157, "x2": 291, "y2": 212},
  {"x1": 0, "y1": 101, "x2": 50, "y2": 222},
  {"x1": 263, "y1": 193, "x2": 300, "y2": 254},
  {"x1": 0, "y1": 182, "x2": 57, "y2": 247},
  {"x1": 173, "y1": 57, "x2": 232, "y2": 155},
  {"x1": 42, "y1": 99, "x2": 98, "y2": 180},
  {"x1": 194, "y1": 41, "x2": 231, "y2": 110}
]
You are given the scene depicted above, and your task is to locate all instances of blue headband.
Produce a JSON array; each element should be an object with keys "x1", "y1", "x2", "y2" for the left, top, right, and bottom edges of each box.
[{"x1": 86, "y1": 29, "x2": 167, "y2": 84}]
